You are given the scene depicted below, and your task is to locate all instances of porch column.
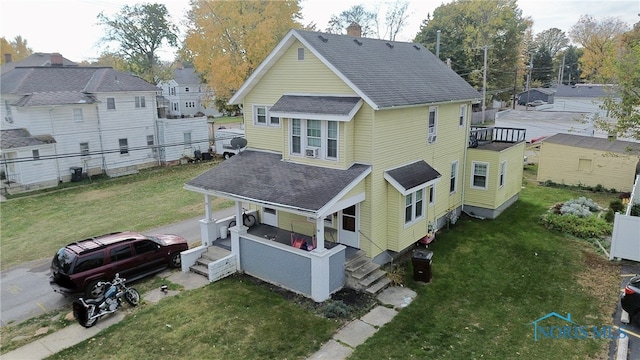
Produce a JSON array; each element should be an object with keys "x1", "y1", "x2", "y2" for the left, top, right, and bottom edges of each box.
[
  {"x1": 310, "y1": 253, "x2": 331, "y2": 302},
  {"x1": 230, "y1": 201, "x2": 247, "y2": 271},
  {"x1": 315, "y1": 217, "x2": 325, "y2": 251},
  {"x1": 199, "y1": 194, "x2": 217, "y2": 247}
]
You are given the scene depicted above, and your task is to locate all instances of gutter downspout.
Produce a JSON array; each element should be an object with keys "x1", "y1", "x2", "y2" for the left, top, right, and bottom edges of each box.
[
  {"x1": 461, "y1": 103, "x2": 470, "y2": 216},
  {"x1": 95, "y1": 105, "x2": 107, "y2": 175},
  {"x1": 49, "y1": 106, "x2": 62, "y2": 182}
]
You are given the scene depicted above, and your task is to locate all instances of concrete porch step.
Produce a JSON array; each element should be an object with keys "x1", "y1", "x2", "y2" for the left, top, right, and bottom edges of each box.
[
  {"x1": 345, "y1": 256, "x2": 370, "y2": 272},
  {"x1": 190, "y1": 264, "x2": 209, "y2": 277},
  {"x1": 365, "y1": 277, "x2": 392, "y2": 295},
  {"x1": 350, "y1": 262, "x2": 380, "y2": 280},
  {"x1": 358, "y1": 269, "x2": 387, "y2": 288},
  {"x1": 201, "y1": 246, "x2": 231, "y2": 261}
]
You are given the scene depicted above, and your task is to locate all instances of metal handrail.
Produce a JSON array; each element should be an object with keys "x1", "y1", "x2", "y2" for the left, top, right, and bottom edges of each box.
[{"x1": 358, "y1": 230, "x2": 394, "y2": 265}]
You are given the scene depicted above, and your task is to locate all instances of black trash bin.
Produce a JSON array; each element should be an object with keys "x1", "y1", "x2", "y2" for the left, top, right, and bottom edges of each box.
[
  {"x1": 70, "y1": 167, "x2": 83, "y2": 182},
  {"x1": 412, "y1": 250, "x2": 433, "y2": 283}
]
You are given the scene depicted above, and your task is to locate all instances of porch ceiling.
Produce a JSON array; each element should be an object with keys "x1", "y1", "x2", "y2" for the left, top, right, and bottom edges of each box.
[{"x1": 185, "y1": 150, "x2": 371, "y2": 213}]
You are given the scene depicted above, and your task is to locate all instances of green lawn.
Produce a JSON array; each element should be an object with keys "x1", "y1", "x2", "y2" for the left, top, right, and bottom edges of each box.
[{"x1": 1, "y1": 164, "x2": 622, "y2": 359}]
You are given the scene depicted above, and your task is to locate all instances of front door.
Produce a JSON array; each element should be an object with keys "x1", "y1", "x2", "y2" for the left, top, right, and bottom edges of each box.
[
  {"x1": 338, "y1": 205, "x2": 359, "y2": 248},
  {"x1": 262, "y1": 207, "x2": 278, "y2": 227}
]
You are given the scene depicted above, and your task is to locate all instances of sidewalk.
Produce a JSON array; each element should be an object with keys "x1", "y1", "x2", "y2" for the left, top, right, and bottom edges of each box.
[{"x1": 4, "y1": 270, "x2": 416, "y2": 360}]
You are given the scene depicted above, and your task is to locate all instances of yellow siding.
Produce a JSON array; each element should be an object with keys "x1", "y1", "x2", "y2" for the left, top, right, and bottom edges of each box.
[
  {"x1": 537, "y1": 142, "x2": 639, "y2": 192},
  {"x1": 243, "y1": 40, "x2": 356, "y2": 153},
  {"x1": 368, "y1": 103, "x2": 469, "y2": 256},
  {"x1": 277, "y1": 212, "x2": 316, "y2": 238}
]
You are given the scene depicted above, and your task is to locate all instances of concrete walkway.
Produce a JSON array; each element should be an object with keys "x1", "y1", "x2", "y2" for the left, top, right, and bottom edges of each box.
[{"x1": 4, "y1": 270, "x2": 416, "y2": 360}]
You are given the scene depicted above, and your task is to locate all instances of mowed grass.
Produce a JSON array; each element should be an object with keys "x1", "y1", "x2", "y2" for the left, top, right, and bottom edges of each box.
[
  {"x1": 49, "y1": 276, "x2": 339, "y2": 360},
  {"x1": 0, "y1": 161, "x2": 230, "y2": 270}
]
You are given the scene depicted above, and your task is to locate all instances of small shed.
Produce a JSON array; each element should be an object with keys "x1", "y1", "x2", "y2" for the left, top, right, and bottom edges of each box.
[
  {"x1": 517, "y1": 88, "x2": 555, "y2": 105},
  {"x1": 537, "y1": 133, "x2": 640, "y2": 192}
]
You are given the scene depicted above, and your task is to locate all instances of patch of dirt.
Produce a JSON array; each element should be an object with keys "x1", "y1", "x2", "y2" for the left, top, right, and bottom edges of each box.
[
  {"x1": 75, "y1": 189, "x2": 118, "y2": 202},
  {"x1": 576, "y1": 249, "x2": 620, "y2": 315}
]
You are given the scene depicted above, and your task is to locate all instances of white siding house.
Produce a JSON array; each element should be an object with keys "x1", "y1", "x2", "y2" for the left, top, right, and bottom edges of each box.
[{"x1": 158, "y1": 65, "x2": 220, "y2": 118}]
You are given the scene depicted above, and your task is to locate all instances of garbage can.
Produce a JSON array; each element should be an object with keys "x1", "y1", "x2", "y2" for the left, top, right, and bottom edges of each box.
[
  {"x1": 70, "y1": 166, "x2": 83, "y2": 182},
  {"x1": 412, "y1": 250, "x2": 433, "y2": 283},
  {"x1": 219, "y1": 225, "x2": 228, "y2": 239}
]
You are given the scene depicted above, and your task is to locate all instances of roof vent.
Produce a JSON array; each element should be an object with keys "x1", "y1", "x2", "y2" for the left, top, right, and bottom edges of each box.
[
  {"x1": 386, "y1": 42, "x2": 394, "y2": 48},
  {"x1": 318, "y1": 35, "x2": 328, "y2": 43},
  {"x1": 413, "y1": 45, "x2": 420, "y2": 50},
  {"x1": 353, "y1": 39, "x2": 362, "y2": 46}
]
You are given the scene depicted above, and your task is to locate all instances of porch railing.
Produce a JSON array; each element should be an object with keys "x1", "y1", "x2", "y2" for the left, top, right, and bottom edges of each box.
[{"x1": 470, "y1": 126, "x2": 526, "y2": 146}]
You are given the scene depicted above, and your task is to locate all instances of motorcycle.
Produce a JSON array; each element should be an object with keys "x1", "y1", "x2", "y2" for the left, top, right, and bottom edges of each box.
[{"x1": 72, "y1": 273, "x2": 140, "y2": 328}]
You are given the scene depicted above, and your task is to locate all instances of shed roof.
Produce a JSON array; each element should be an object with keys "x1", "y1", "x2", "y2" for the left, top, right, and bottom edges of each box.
[
  {"x1": 384, "y1": 160, "x2": 441, "y2": 195},
  {"x1": 1, "y1": 128, "x2": 56, "y2": 149},
  {"x1": 269, "y1": 95, "x2": 362, "y2": 120},
  {"x1": 543, "y1": 133, "x2": 640, "y2": 154}
]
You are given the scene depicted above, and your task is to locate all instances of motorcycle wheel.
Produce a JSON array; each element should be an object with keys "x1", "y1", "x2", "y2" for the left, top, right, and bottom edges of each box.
[
  {"x1": 82, "y1": 303, "x2": 99, "y2": 328},
  {"x1": 124, "y1": 288, "x2": 140, "y2": 306}
]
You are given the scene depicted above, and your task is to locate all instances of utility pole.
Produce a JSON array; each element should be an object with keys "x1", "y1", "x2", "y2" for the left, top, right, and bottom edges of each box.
[
  {"x1": 512, "y1": 65, "x2": 517, "y2": 110},
  {"x1": 525, "y1": 52, "x2": 533, "y2": 111},
  {"x1": 558, "y1": 54, "x2": 566, "y2": 87},
  {"x1": 481, "y1": 45, "x2": 488, "y2": 124},
  {"x1": 436, "y1": 30, "x2": 441, "y2": 59}
]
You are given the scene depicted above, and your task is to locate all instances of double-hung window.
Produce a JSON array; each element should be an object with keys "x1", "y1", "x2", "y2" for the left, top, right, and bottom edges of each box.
[
  {"x1": 119, "y1": 138, "x2": 129, "y2": 155},
  {"x1": 459, "y1": 105, "x2": 467, "y2": 127},
  {"x1": 290, "y1": 119, "x2": 339, "y2": 160},
  {"x1": 80, "y1": 142, "x2": 89, "y2": 156},
  {"x1": 135, "y1": 96, "x2": 146, "y2": 108},
  {"x1": 450, "y1": 161, "x2": 458, "y2": 194},
  {"x1": 254, "y1": 105, "x2": 280, "y2": 126},
  {"x1": 183, "y1": 132, "x2": 192, "y2": 148},
  {"x1": 499, "y1": 161, "x2": 507, "y2": 188},
  {"x1": 471, "y1": 162, "x2": 489, "y2": 189},
  {"x1": 428, "y1": 107, "x2": 437, "y2": 143},
  {"x1": 107, "y1": 98, "x2": 116, "y2": 110},
  {"x1": 73, "y1": 109, "x2": 83, "y2": 122},
  {"x1": 405, "y1": 189, "x2": 425, "y2": 224}
]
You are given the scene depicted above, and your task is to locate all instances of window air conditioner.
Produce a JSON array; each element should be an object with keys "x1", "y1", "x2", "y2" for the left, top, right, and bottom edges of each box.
[
  {"x1": 305, "y1": 147, "x2": 319, "y2": 158},
  {"x1": 428, "y1": 134, "x2": 437, "y2": 143}
]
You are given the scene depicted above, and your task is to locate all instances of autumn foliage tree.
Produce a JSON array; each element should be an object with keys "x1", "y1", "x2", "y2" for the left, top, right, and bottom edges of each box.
[
  {"x1": 184, "y1": 0, "x2": 303, "y2": 102},
  {"x1": 0, "y1": 35, "x2": 33, "y2": 64}
]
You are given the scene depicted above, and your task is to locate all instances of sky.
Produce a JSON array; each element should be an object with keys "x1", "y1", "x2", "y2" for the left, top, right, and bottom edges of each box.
[{"x1": 0, "y1": 0, "x2": 638, "y2": 63}]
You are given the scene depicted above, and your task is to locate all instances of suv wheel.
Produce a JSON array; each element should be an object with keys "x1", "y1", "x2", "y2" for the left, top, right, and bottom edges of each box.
[
  {"x1": 86, "y1": 279, "x2": 107, "y2": 298},
  {"x1": 169, "y1": 252, "x2": 181, "y2": 268}
]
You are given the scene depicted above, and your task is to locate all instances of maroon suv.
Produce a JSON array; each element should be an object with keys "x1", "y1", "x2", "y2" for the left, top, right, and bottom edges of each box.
[{"x1": 50, "y1": 231, "x2": 188, "y2": 297}]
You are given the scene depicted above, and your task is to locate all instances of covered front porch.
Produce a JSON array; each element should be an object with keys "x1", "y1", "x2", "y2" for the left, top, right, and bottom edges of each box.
[{"x1": 182, "y1": 150, "x2": 372, "y2": 302}]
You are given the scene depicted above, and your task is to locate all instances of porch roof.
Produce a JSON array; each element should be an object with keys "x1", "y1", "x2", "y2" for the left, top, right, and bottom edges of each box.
[
  {"x1": 384, "y1": 160, "x2": 441, "y2": 195},
  {"x1": 185, "y1": 150, "x2": 371, "y2": 213},
  {"x1": 269, "y1": 95, "x2": 363, "y2": 121}
]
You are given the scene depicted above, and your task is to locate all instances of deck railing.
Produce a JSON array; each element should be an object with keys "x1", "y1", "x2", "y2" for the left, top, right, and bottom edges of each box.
[{"x1": 470, "y1": 126, "x2": 526, "y2": 146}]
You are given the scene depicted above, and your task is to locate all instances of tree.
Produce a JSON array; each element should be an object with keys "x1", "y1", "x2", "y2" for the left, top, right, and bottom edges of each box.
[
  {"x1": 183, "y1": 0, "x2": 302, "y2": 100},
  {"x1": 596, "y1": 23, "x2": 640, "y2": 140},
  {"x1": 380, "y1": 0, "x2": 410, "y2": 41},
  {"x1": 0, "y1": 35, "x2": 33, "y2": 64},
  {"x1": 97, "y1": 3, "x2": 178, "y2": 82},
  {"x1": 414, "y1": 0, "x2": 531, "y2": 101},
  {"x1": 326, "y1": 4, "x2": 377, "y2": 36},
  {"x1": 569, "y1": 15, "x2": 628, "y2": 82},
  {"x1": 531, "y1": 46, "x2": 553, "y2": 84},
  {"x1": 558, "y1": 45, "x2": 583, "y2": 85},
  {"x1": 534, "y1": 28, "x2": 568, "y2": 59}
]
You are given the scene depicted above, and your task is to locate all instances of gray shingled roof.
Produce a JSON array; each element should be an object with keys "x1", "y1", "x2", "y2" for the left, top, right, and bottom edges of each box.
[
  {"x1": 14, "y1": 91, "x2": 97, "y2": 107},
  {"x1": 385, "y1": 161, "x2": 441, "y2": 191},
  {"x1": 1, "y1": 128, "x2": 56, "y2": 149},
  {"x1": 186, "y1": 150, "x2": 371, "y2": 212},
  {"x1": 554, "y1": 84, "x2": 617, "y2": 98},
  {"x1": 294, "y1": 30, "x2": 481, "y2": 109},
  {"x1": 172, "y1": 67, "x2": 201, "y2": 85},
  {"x1": 270, "y1": 95, "x2": 361, "y2": 117},
  {"x1": 0, "y1": 52, "x2": 77, "y2": 75},
  {"x1": 543, "y1": 133, "x2": 640, "y2": 154},
  {"x1": 1, "y1": 67, "x2": 159, "y2": 106}
]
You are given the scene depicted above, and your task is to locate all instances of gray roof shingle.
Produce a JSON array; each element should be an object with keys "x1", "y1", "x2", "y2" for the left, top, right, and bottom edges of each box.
[
  {"x1": 385, "y1": 161, "x2": 441, "y2": 191},
  {"x1": 1, "y1": 128, "x2": 56, "y2": 149},
  {"x1": 186, "y1": 150, "x2": 371, "y2": 212},
  {"x1": 543, "y1": 133, "x2": 640, "y2": 154},
  {"x1": 269, "y1": 95, "x2": 361, "y2": 117}
]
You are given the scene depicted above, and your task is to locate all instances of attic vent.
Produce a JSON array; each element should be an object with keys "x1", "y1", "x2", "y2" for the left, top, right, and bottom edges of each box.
[
  {"x1": 318, "y1": 35, "x2": 328, "y2": 43},
  {"x1": 413, "y1": 45, "x2": 420, "y2": 50},
  {"x1": 353, "y1": 39, "x2": 362, "y2": 46},
  {"x1": 386, "y1": 42, "x2": 394, "y2": 48}
]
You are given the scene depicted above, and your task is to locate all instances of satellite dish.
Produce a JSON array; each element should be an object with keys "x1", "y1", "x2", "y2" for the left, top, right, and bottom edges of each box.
[{"x1": 230, "y1": 137, "x2": 248, "y2": 150}]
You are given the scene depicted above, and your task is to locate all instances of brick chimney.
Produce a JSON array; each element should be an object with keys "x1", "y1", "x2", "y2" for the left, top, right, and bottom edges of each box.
[
  {"x1": 176, "y1": 60, "x2": 183, "y2": 70},
  {"x1": 4, "y1": 53, "x2": 11, "y2": 63},
  {"x1": 50, "y1": 53, "x2": 63, "y2": 66},
  {"x1": 347, "y1": 22, "x2": 362, "y2": 37}
]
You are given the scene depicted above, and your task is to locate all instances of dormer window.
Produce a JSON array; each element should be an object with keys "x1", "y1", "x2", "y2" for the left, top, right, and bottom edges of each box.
[{"x1": 297, "y1": 48, "x2": 304, "y2": 61}]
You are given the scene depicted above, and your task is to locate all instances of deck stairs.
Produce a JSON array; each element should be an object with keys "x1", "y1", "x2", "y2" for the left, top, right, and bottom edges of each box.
[
  {"x1": 345, "y1": 249, "x2": 391, "y2": 295},
  {"x1": 189, "y1": 246, "x2": 232, "y2": 277}
]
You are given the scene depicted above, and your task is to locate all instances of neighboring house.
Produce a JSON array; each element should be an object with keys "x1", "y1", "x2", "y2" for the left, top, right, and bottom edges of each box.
[
  {"x1": 1, "y1": 52, "x2": 77, "y2": 75},
  {"x1": 0, "y1": 128, "x2": 58, "y2": 191},
  {"x1": 0, "y1": 57, "x2": 165, "y2": 193},
  {"x1": 157, "y1": 64, "x2": 221, "y2": 118},
  {"x1": 182, "y1": 28, "x2": 526, "y2": 301},
  {"x1": 156, "y1": 116, "x2": 210, "y2": 164},
  {"x1": 517, "y1": 88, "x2": 554, "y2": 105},
  {"x1": 537, "y1": 133, "x2": 640, "y2": 192}
]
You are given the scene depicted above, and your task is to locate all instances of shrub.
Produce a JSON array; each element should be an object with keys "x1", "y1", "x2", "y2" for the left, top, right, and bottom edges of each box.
[
  {"x1": 322, "y1": 300, "x2": 351, "y2": 318},
  {"x1": 604, "y1": 209, "x2": 615, "y2": 223},
  {"x1": 594, "y1": 184, "x2": 605, "y2": 192},
  {"x1": 559, "y1": 197, "x2": 600, "y2": 217},
  {"x1": 539, "y1": 213, "x2": 612, "y2": 239},
  {"x1": 609, "y1": 200, "x2": 624, "y2": 213},
  {"x1": 386, "y1": 264, "x2": 406, "y2": 287}
]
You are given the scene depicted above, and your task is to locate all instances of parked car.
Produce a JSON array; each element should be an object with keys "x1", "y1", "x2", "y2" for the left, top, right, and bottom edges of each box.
[
  {"x1": 50, "y1": 231, "x2": 188, "y2": 298},
  {"x1": 621, "y1": 275, "x2": 640, "y2": 320},
  {"x1": 527, "y1": 100, "x2": 547, "y2": 107}
]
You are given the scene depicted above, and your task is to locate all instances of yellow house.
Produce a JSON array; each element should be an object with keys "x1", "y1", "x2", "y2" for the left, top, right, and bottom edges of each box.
[
  {"x1": 184, "y1": 29, "x2": 526, "y2": 301},
  {"x1": 537, "y1": 133, "x2": 640, "y2": 192}
]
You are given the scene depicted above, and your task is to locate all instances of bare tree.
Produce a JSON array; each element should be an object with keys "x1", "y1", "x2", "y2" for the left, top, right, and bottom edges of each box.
[{"x1": 382, "y1": 0, "x2": 410, "y2": 41}]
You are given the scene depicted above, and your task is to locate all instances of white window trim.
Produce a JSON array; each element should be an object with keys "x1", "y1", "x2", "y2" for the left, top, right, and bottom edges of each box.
[
  {"x1": 107, "y1": 97, "x2": 116, "y2": 110},
  {"x1": 73, "y1": 108, "x2": 83, "y2": 122},
  {"x1": 289, "y1": 119, "x2": 339, "y2": 161},
  {"x1": 183, "y1": 132, "x2": 192, "y2": 149},
  {"x1": 429, "y1": 185, "x2": 436, "y2": 206},
  {"x1": 471, "y1": 161, "x2": 489, "y2": 190},
  {"x1": 428, "y1": 106, "x2": 438, "y2": 144},
  {"x1": 118, "y1": 138, "x2": 129, "y2": 155},
  {"x1": 450, "y1": 160, "x2": 459, "y2": 194},
  {"x1": 499, "y1": 160, "x2": 507, "y2": 189},
  {"x1": 253, "y1": 105, "x2": 280, "y2": 127},
  {"x1": 404, "y1": 189, "x2": 425, "y2": 226},
  {"x1": 80, "y1": 142, "x2": 90, "y2": 156},
  {"x1": 459, "y1": 104, "x2": 467, "y2": 127},
  {"x1": 297, "y1": 47, "x2": 305, "y2": 61}
]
